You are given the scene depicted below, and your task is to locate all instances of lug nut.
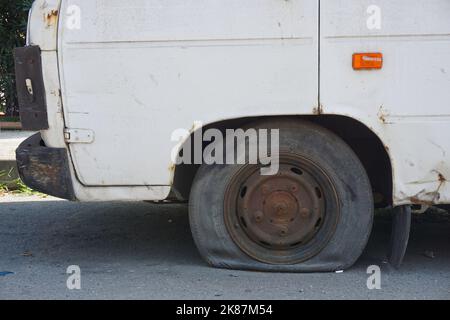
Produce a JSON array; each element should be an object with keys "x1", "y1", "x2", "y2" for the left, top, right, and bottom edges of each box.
[
  {"x1": 300, "y1": 208, "x2": 311, "y2": 218},
  {"x1": 279, "y1": 227, "x2": 288, "y2": 237},
  {"x1": 254, "y1": 211, "x2": 263, "y2": 222},
  {"x1": 275, "y1": 202, "x2": 288, "y2": 215}
]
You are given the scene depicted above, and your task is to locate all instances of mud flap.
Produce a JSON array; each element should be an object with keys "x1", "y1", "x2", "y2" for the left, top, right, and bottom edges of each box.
[
  {"x1": 16, "y1": 133, "x2": 76, "y2": 201},
  {"x1": 388, "y1": 205, "x2": 411, "y2": 268}
]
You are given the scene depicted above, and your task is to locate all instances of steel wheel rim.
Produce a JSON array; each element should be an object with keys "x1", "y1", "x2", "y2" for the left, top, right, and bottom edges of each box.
[{"x1": 224, "y1": 153, "x2": 340, "y2": 265}]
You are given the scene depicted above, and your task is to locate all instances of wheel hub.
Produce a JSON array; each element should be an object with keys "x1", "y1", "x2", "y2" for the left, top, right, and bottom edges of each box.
[
  {"x1": 239, "y1": 165, "x2": 323, "y2": 250},
  {"x1": 224, "y1": 153, "x2": 340, "y2": 264}
]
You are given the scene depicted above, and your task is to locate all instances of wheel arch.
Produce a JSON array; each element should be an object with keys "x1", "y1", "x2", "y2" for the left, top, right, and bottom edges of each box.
[{"x1": 171, "y1": 115, "x2": 393, "y2": 207}]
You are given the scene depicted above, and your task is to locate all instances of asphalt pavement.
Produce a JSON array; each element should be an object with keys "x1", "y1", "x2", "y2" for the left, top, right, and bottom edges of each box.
[{"x1": 0, "y1": 195, "x2": 449, "y2": 300}]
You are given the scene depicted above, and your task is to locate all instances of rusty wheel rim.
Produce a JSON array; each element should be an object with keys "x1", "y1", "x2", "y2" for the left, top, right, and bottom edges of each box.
[{"x1": 224, "y1": 153, "x2": 340, "y2": 265}]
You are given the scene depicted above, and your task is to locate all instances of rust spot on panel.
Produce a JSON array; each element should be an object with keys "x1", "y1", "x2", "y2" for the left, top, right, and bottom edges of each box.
[
  {"x1": 409, "y1": 196, "x2": 437, "y2": 206},
  {"x1": 313, "y1": 105, "x2": 323, "y2": 115},
  {"x1": 378, "y1": 106, "x2": 388, "y2": 124},
  {"x1": 168, "y1": 163, "x2": 176, "y2": 184},
  {"x1": 409, "y1": 172, "x2": 446, "y2": 205},
  {"x1": 409, "y1": 191, "x2": 440, "y2": 205},
  {"x1": 45, "y1": 10, "x2": 58, "y2": 27}
]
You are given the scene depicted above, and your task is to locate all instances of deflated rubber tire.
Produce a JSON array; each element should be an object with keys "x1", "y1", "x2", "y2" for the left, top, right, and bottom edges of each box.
[{"x1": 189, "y1": 119, "x2": 373, "y2": 272}]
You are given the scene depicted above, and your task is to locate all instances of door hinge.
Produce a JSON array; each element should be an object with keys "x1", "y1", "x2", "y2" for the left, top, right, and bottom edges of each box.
[{"x1": 64, "y1": 128, "x2": 95, "y2": 144}]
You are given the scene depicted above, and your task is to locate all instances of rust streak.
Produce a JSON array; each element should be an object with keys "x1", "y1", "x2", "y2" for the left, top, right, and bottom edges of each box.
[
  {"x1": 312, "y1": 105, "x2": 323, "y2": 115},
  {"x1": 410, "y1": 197, "x2": 435, "y2": 206},
  {"x1": 45, "y1": 10, "x2": 58, "y2": 27},
  {"x1": 409, "y1": 172, "x2": 446, "y2": 205}
]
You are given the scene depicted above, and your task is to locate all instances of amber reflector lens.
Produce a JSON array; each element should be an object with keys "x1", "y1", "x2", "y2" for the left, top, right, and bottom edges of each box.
[{"x1": 352, "y1": 53, "x2": 383, "y2": 70}]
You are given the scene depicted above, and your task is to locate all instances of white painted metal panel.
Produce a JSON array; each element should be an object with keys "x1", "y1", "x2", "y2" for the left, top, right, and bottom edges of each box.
[
  {"x1": 25, "y1": 0, "x2": 172, "y2": 201},
  {"x1": 27, "y1": 0, "x2": 61, "y2": 51},
  {"x1": 59, "y1": 0, "x2": 319, "y2": 186},
  {"x1": 320, "y1": 0, "x2": 450, "y2": 204}
]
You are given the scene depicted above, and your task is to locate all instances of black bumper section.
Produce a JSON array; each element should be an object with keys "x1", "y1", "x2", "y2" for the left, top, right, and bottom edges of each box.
[
  {"x1": 14, "y1": 46, "x2": 49, "y2": 131},
  {"x1": 16, "y1": 133, "x2": 76, "y2": 201}
]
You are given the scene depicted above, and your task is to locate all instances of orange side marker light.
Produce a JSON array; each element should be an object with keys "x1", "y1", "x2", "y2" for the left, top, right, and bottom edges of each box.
[{"x1": 352, "y1": 53, "x2": 383, "y2": 70}]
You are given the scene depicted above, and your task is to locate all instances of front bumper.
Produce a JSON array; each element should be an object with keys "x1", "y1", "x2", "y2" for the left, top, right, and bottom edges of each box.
[{"x1": 16, "y1": 133, "x2": 76, "y2": 200}]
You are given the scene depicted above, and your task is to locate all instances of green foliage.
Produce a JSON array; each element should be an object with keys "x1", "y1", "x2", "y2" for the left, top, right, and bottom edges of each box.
[
  {"x1": 0, "y1": 0, "x2": 34, "y2": 116},
  {"x1": 0, "y1": 168, "x2": 43, "y2": 196},
  {"x1": 12, "y1": 177, "x2": 41, "y2": 195}
]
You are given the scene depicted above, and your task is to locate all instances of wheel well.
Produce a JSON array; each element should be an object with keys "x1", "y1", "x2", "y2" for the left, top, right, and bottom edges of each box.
[{"x1": 172, "y1": 115, "x2": 393, "y2": 207}]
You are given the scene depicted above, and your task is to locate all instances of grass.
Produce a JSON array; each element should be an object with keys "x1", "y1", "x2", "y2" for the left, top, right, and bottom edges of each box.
[
  {"x1": 0, "y1": 169, "x2": 45, "y2": 197},
  {"x1": 0, "y1": 116, "x2": 20, "y2": 122}
]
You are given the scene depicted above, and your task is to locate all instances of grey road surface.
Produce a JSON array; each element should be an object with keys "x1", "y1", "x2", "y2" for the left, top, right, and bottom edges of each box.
[{"x1": 0, "y1": 195, "x2": 449, "y2": 300}]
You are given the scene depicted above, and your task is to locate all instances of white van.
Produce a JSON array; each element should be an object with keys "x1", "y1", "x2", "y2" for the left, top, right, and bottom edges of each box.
[{"x1": 14, "y1": 0, "x2": 450, "y2": 271}]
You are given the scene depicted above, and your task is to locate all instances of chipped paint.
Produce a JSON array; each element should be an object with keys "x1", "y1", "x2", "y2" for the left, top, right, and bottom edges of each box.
[
  {"x1": 312, "y1": 104, "x2": 323, "y2": 115},
  {"x1": 28, "y1": 0, "x2": 61, "y2": 51},
  {"x1": 377, "y1": 106, "x2": 389, "y2": 124},
  {"x1": 410, "y1": 193, "x2": 440, "y2": 206},
  {"x1": 408, "y1": 171, "x2": 446, "y2": 205}
]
